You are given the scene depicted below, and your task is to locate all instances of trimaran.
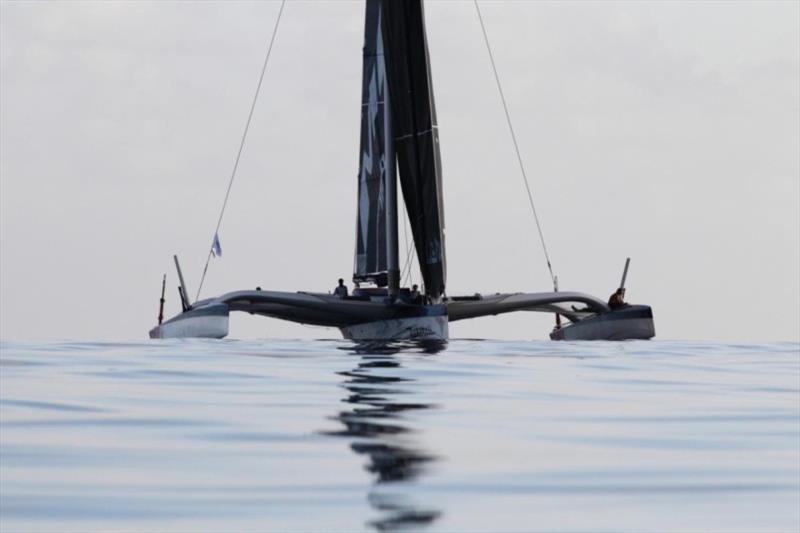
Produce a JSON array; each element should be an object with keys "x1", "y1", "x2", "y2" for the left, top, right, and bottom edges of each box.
[{"x1": 150, "y1": 0, "x2": 656, "y2": 342}]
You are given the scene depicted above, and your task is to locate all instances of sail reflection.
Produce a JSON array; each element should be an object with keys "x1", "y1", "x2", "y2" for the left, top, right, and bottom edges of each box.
[{"x1": 323, "y1": 341, "x2": 445, "y2": 531}]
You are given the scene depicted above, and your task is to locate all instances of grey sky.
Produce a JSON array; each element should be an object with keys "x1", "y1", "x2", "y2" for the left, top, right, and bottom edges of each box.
[{"x1": 1, "y1": 0, "x2": 798, "y2": 341}]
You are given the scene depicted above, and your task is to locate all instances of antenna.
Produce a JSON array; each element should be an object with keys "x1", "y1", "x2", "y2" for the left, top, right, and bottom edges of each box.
[
  {"x1": 619, "y1": 257, "x2": 631, "y2": 290},
  {"x1": 554, "y1": 275, "x2": 561, "y2": 330},
  {"x1": 157, "y1": 274, "x2": 166, "y2": 325},
  {"x1": 174, "y1": 255, "x2": 192, "y2": 311}
]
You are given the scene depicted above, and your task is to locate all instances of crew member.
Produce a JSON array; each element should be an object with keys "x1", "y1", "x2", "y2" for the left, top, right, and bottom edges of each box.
[
  {"x1": 410, "y1": 284, "x2": 421, "y2": 304},
  {"x1": 608, "y1": 288, "x2": 626, "y2": 309},
  {"x1": 334, "y1": 278, "x2": 348, "y2": 298}
]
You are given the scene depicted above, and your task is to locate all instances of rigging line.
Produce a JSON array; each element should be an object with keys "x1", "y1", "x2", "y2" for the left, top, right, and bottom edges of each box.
[
  {"x1": 401, "y1": 197, "x2": 410, "y2": 280},
  {"x1": 408, "y1": 223, "x2": 419, "y2": 286},
  {"x1": 401, "y1": 239, "x2": 415, "y2": 286},
  {"x1": 406, "y1": 245, "x2": 418, "y2": 287},
  {"x1": 401, "y1": 200, "x2": 413, "y2": 284},
  {"x1": 473, "y1": 0, "x2": 557, "y2": 290},
  {"x1": 401, "y1": 241, "x2": 411, "y2": 284},
  {"x1": 401, "y1": 204, "x2": 417, "y2": 287},
  {"x1": 409, "y1": 228, "x2": 418, "y2": 287},
  {"x1": 195, "y1": 0, "x2": 287, "y2": 302}
]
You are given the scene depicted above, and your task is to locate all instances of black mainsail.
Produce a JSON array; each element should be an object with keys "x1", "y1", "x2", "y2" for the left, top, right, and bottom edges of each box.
[
  {"x1": 354, "y1": 0, "x2": 446, "y2": 299},
  {"x1": 380, "y1": 0, "x2": 446, "y2": 299}
]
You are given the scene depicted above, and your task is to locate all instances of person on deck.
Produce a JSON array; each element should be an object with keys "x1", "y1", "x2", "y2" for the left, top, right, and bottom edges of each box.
[
  {"x1": 410, "y1": 284, "x2": 421, "y2": 304},
  {"x1": 608, "y1": 288, "x2": 626, "y2": 309},
  {"x1": 334, "y1": 278, "x2": 348, "y2": 298}
]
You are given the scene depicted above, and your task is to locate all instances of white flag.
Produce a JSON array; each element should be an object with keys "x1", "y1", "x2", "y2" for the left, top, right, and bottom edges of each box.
[{"x1": 212, "y1": 233, "x2": 222, "y2": 257}]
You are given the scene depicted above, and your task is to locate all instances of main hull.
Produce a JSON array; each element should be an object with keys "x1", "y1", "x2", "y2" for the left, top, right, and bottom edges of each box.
[{"x1": 340, "y1": 314, "x2": 448, "y2": 341}]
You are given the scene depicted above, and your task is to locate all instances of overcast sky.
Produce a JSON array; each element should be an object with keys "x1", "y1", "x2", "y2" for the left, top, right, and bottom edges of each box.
[{"x1": 1, "y1": 0, "x2": 798, "y2": 342}]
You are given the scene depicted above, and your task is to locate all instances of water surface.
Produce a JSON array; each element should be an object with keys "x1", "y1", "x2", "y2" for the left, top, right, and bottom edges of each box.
[{"x1": 1, "y1": 339, "x2": 798, "y2": 532}]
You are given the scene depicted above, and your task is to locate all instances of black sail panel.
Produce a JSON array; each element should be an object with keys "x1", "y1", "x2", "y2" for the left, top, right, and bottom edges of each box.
[
  {"x1": 354, "y1": 0, "x2": 393, "y2": 285},
  {"x1": 380, "y1": 0, "x2": 446, "y2": 299}
]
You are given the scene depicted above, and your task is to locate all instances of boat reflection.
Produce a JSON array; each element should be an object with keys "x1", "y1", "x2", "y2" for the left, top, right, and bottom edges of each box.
[{"x1": 323, "y1": 340, "x2": 445, "y2": 531}]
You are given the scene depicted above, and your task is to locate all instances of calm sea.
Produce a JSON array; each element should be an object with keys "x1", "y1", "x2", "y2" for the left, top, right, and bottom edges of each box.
[{"x1": 1, "y1": 339, "x2": 798, "y2": 532}]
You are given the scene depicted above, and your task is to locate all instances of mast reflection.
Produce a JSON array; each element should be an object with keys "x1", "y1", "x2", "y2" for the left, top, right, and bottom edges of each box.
[{"x1": 323, "y1": 341, "x2": 445, "y2": 531}]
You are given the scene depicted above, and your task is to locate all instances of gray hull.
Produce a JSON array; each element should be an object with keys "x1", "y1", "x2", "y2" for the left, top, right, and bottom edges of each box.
[
  {"x1": 149, "y1": 303, "x2": 229, "y2": 339},
  {"x1": 549, "y1": 305, "x2": 655, "y2": 341}
]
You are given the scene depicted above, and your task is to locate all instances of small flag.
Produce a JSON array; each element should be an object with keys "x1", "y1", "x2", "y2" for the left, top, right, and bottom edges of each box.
[{"x1": 212, "y1": 233, "x2": 222, "y2": 258}]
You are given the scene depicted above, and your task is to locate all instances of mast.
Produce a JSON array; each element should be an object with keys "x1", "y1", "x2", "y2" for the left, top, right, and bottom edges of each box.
[{"x1": 385, "y1": 84, "x2": 400, "y2": 297}]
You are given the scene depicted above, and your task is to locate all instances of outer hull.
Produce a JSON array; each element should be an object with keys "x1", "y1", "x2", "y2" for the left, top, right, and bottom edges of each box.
[
  {"x1": 149, "y1": 303, "x2": 230, "y2": 339},
  {"x1": 550, "y1": 305, "x2": 655, "y2": 341}
]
